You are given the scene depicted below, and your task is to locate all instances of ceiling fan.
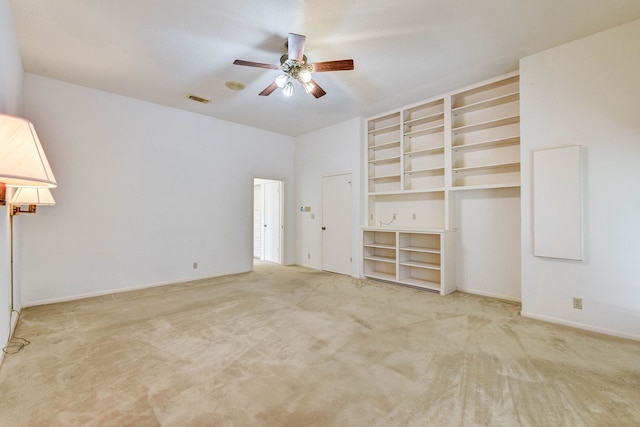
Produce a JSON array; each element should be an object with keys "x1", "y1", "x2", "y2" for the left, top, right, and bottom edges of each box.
[{"x1": 233, "y1": 33, "x2": 354, "y2": 99}]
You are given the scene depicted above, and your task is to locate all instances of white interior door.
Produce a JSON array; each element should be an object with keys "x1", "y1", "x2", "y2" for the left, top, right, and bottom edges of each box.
[
  {"x1": 253, "y1": 184, "x2": 263, "y2": 259},
  {"x1": 322, "y1": 173, "x2": 352, "y2": 275},
  {"x1": 263, "y1": 180, "x2": 282, "y2": 263}
]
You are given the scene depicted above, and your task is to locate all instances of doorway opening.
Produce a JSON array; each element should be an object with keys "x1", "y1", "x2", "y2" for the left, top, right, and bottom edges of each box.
[{"x1": 253, "y1": 178, "x2": 283, "y2": 265}]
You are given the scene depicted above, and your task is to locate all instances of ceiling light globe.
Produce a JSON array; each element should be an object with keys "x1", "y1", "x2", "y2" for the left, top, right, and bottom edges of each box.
[
  {"x1": 299, "y1": 70, "x2": 312, "y2": 83},
  {"x1": 275, "y1": 74, "x2": 289, "y2": 88},
  {"x1": 283, "y1": 82, "x2": 294, "y2": 97}
]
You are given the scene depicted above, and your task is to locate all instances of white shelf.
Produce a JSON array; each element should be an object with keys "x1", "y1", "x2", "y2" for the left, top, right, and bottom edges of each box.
[
  {"x1": 404, "y1": 167, "x2": 445, "y2": 176},
  {"x1": 368, "y1": 188, "x2": 445, "y2": 197},
  {"x1": 450, "y1": 182, "x2": 521, "y2": 191},
  {"x1": 364, "y1": 255, "x2": 396, "y2": 264},
  {"x1": 369, "y1": 173, "x2": 401, "y2": 181},
  {"x1": 364, "y1": 227, "x2": 445, "y2": 233},
  {"x1": 369, "y1": 140, "x2": 401, "y2": 150},
  {"x1": 404, "y1": 146, "x2": 445, "y2": 156},
  {"x1": 364, "y1": 243, "x2": 396, "y2": 250},
  {"x1": 402, "y1": 188, "x2": 445, "y2": 195},
  {"x1": 368, "y1": 190, "x2": 404, "y2": 196},
  {"x1": 452, "y1": 92, "x2": 519, "y2": 115},
  {"x1": 452, "y1": 136, "x2": 520, "y2": 152},
  {"x1": 399, "y1": 261, "x2": 441, "y2": 270},
  {"x1": 452, "y1": 161, "x2": 520, "y2": 173},
  {"x1": 400, "y1": 246, "x2": 440, "y2": 254},
  {"x1": 364, "y1": 271, "x2": 397, "y2": 282},
  {"x1": 368, "y1": 123, "x2": 400, "y2": 136},
  {"x1": 398, "y1": 278, "x2": 441, "y2": 291},
  {"x1": 404, "y1": 111, "x2": 445, "y2": 127},
  {"x1": 452, "y1": 115, "x2": 520, "y2": 134},
  {"x1": 404, "y1": 124, "x2": 445, "y2": 138},
  {"x1": 368, "y1": 155, "x2": 401, "y2": 165}
]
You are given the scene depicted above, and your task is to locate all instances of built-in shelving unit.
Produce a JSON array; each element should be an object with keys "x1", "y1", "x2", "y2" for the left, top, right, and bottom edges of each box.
[
  {"x1": 363, "y1": 72, "x2": 520, "y2": 295},
  {"x1": 363, "y1": 229, "x2": 454, "y2": 294},
  {"x1": 368, "y1": 112, "x2": 402, "y2": 194},
  {"x1": 403, "y1": 99, "x2": 446, "y2": 192},
  {"x1": 450, "y1": 74, "x2": 520, "y2": 189}
]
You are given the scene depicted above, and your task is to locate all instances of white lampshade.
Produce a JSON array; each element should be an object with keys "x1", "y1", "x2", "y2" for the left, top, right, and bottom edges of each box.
[
  {"x1": 275, "y1": 74, "x2": 289, "y2": 88},
  {"x1": 11, "y1": 187, "x2": 56, "y2": 206},
  {"x1": 283, "y1": 82, "x2": 294, "y2": 97},
  {"x1": 0, "y1": 113, "x2": 57, "y2": 188}
]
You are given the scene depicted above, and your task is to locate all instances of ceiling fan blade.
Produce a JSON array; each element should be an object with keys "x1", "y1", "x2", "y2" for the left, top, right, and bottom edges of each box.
[
  {"x1": 288, "y1": 33, "x2": 306, "y2": 62},
  {"x1": 310, "y1": 59, "x2": 354, "y2": 72},
  {"x1": 308, "y1": 79, "x2": 327, "y2": 99},
  {"x1": 233, "y1": 59, "x2": 279, "y2": 70},
  {"x1": 259, "y1": 82, "x2": 278, "y2": 96}
]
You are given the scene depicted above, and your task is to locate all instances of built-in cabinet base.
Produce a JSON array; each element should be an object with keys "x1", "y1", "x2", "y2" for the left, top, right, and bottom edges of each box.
[{"x1": 363, "y1": 228, "x2": 455, "y2": 295}]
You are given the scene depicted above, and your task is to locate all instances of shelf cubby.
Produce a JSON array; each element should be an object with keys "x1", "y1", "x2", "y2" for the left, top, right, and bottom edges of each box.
[
  {"x1": 363, "y1": 230, "x2": 398, "y2": 281},
  {"x1": 451, "y1": 92, "x2": 520, "y2": 115},
  {"x1": 404, "y1": 99, "x2": 445, "y2": 129},
  {"x1": 452, "y1": 142, "x2": 520, "y2": 171},
  {"x1": 451, "y1": 75, "x2": 520, "y2": 110},
  {"x1": 368, "y1": 112, "x2": 401, "y2": 134},
  {"x1": 367, "y1": 192, "x2": 445, "y2": 230},
  {"x1": 452, "y1": 162, "x2": 520, "y2": 188}
]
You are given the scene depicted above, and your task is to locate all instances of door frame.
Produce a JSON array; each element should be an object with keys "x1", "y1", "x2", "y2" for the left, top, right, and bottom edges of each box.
[{"x1": 253, "y1": 178, "x2": 284, "y2": 264}]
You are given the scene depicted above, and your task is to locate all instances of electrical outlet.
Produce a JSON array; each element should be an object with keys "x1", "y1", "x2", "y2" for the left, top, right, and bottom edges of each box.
[
  {"x1": 573, "y1": 297, "x2": 582, "y2": 310},
  {"x1": 392, "y1": 213, "x2": 397, "y2": 220},
  {"x1": 192, "y1": 262, "x2": 198, "y2": 269},
  {"x1": 412, "y1": 213, "x2": 416, "y2": 220},
  {"x1": 307, "y1": 253, "x2": 311, "y2": 259}
]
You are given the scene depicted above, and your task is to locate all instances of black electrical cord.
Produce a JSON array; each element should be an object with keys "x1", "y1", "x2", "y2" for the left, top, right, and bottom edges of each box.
[{"x1": 2, "y1": 309, "x2": 30, "y2": 355}]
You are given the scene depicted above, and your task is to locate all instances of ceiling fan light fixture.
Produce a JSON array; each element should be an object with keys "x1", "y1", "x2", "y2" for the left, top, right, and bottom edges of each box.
[
  {"x1": 275, "y1": 74, "x2": 289, "y2": 88},
  {"x1": 283, "y1": 82, "x2": 294, "y2": 97},
  {"x1": 233, "y1": 32, "x2": 354, "y2": 99}
]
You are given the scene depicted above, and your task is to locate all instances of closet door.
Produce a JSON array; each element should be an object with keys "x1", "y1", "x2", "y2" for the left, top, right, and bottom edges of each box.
[{"x1": 322, "y1": 173, "x2": 353, "y2": 275}]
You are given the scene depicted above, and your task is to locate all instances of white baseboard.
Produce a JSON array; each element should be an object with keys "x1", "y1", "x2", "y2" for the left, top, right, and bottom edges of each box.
[
  {"x1": 456, "y1": 287, "x2": 522, "y2": 303},
  {"x1": 22, "y1": 270, "x2": 250, "y2": 308},
  {"x1": 521, "y1": 311, "x2": 640, "y2": 342}
]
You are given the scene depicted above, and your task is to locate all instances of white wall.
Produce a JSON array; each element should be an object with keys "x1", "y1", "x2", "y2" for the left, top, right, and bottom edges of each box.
[
  {"x1": 294, "y1": 117, "x2": 363, "y2": 276},
  {"x1": 19, "y1": 74, "x2": 294, "y2": 305},
  {"x1": 454, "y1": 188, "x2": 521, "y2": 301},
  {"x1": 0, "y1": 0, "x2": 24, "y2": 357},
  {"x1": 520, "y1": 19, "x2": 640, "y2": 339}
]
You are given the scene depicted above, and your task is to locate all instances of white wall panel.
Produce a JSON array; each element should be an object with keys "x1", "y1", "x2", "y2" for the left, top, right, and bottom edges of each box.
[{"x1": 532, "y1": 145, "x2": 582, "y2": 260}]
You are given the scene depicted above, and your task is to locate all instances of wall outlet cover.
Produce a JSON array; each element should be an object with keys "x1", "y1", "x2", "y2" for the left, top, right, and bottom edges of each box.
[{"x1": 573, "y1": 297, "x2": 582, "y2": 310}]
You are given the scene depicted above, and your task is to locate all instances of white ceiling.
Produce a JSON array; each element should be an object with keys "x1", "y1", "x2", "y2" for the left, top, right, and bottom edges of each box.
[{"x1": 10, "y1": 0, "x2": 640, "y2": 136}]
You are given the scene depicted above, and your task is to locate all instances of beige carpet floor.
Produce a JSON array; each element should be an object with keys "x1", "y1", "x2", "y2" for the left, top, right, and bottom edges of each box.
[{"x1": 0, "y1": 263, "x2": 638, "y2": 426}]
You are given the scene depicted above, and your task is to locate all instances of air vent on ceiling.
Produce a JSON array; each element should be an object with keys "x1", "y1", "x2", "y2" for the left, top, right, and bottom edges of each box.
[{"x1": 186, "y1": 94, "x2": 211, "y2": 104}]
